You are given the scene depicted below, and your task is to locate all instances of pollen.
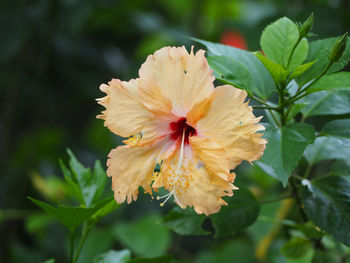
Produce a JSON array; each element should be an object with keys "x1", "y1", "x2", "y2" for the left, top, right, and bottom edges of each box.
[{"x1": 124, "y1": 132, "x2": 143, "y2": 146}]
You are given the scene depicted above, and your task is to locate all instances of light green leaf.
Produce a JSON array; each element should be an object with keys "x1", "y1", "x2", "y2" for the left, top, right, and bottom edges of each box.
[
  {"x1": 28, "y1": 196, "x2": 112, "y2": 232},
  {"x1": 65, "y1": 150, "x2": 107, "y2": 207},
  {"x1": 163, "y1": 207, "x2": 209, "y2": 236},
  {"x1": 260, "y1": 17, "x2": 308, "y2": 70},
  {"x1": 91, "y1": 198, "x2": 119, "y2": 220},
  {"x1": 126, "y1": 256, "x2": 172, "y2": 263},
  {"x1": 260, "y1": 123, "x2": 315, "y2": 186},
  {"x1": 322, "y1": 119, "x2": 350, "y2": 138},
  {"x1": 301, "y1": 90, "x2": 350, "y2": 118},
  {"x1": 210, "y1": 187, "x2": 260, "y2": 238},
  {"x1": 42, "y1": 259, "x2": 55, "y2": 263},
  {"x1": 281, "y1": 237, "x2": 312, "y2": 259},
  {"x1": 255, "y1": 53, "x2": 288, "y2": 84},
  {"x1": 289, "y1": 61, "x2": 316, "y2": 79},
  {"x1": 301, "y1": 176, "x2": 350, "y2": 245},
  {"x1": 306, "y1": 72, "x2": 350, "y2": 93},
  {"x1": 93, "y1": 249, "x2": 131, "y2": 263},
  {"x1": 304, "y1": 136, "x2": 350, "y2": 165},
  {"x1": 297, "y1": 37, "x2": 350, "y2": 85},
  {"x1": 112, "y1": 214, "x2": 171, "y2": 257},
  {"x1": 312, "y1": 250, "x2": 338, "y2": 263},
  {"x1": 286, "y1": 103, "x2": 307, "y2": 123},
  {"x1": 192, "y1": 38, "x2": 276, "y2": 100}
]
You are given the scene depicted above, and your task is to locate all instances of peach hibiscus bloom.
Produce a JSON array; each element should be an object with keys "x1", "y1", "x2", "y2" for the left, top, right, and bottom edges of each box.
[{"x1": 97, "y1": 46, "x2": 266, "y2": 215}]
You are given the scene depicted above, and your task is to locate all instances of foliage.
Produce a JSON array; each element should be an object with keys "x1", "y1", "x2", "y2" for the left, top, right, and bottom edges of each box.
[{"x1": 2, "y1": 2, "x2": 350, "y2": 262}]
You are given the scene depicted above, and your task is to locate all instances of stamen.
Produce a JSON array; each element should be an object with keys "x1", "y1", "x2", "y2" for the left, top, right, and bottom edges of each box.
[
  {"x1": 177, "y1": 129, "x2": 185, "y2": 172},
  {"x1": 160, "y1": 189, "x2": 174, "y2": 207}
]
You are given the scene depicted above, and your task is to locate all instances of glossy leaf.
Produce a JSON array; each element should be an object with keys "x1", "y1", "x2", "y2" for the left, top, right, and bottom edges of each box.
[
  {"x1": 260, "y1": 17, "x2": 308, "y2": 70},
  {"x1": 301, "y1": 176, "x2": 350, "y2": 245},
  {"x1": 210, "y1": 187, "x2": 260, "y2": 238},
  {"x1": 193, "y1": 38, "x2": 276, "y2": 100},
  {"x1": 126, "y1": 255, "x2": 172, "y2": 263},
  {"x1": 163, "y1": 207, "x2": 209, "y2": 236},
  {"x1": 112, "y1": 214, "x2": 171, "y2": 257},
  {"x1": 301, "y1": 90, "x2": 350, "y2": 118},
  {"x1": 297, "y1": 37, "x2": 350, "y2": 85},
  {"x1": 28, "y1": 196, "x2": 112, "y2": 232},
  {"x1": 322, "y1": 119, "x2": 350, "y2": 138},
  {"x1": 260, "y1": 123, "x2": 315, "y2": 186},
  {"x1": 94, "y1": 249, "x2": 131, "y2": 263},
  {"x1": 306, "y1": 72, "x2": 350, "y2": 93},
  {"x1": 281, "y1": 237, "x2": 312, "y2": 259},
  {"x1": 312, "y1": 250, "x2": 338, "y2": 263},
  {"x1": 304, "y1": 136, "x2": 350, "y2": 165}
]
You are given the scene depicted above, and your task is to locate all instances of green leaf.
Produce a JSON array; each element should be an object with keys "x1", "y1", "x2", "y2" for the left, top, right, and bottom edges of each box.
[
  {"x1": 281, "y1": 237, "x2": 312, "y2": 259},
  {"x1": 42, "y1": 259, "x2": 55, "y2": 263},
  {"x1": 322, "y1": 119, "x2": 350, "y2": 138},
  {"x1": 301, "y1": 90, "x2": 350, "y2": 118},
  {"x1": 260, "y1": 123, "x2": 316, "y2": 186},
  {"x1": 65, "y1": 150, "x2": 107, "y2": 207},
  {"x1": 60, "y1": 159, "x2": 85, "y2": 204},
  {"x1": 93, "y1": 249, "x2": 131, "y2": 263},
  {"x1": 255, "y1": 53, "x2": 288, "y2": 84},
  {"x1": 91, "y1": 198, "x2": 119, "y2": 220},
  {"x1": 112, "y1": 214, "x2": 171, "y2": 257},
  {"x1": 304, "y1": 136, "x2": 350, "y2": 165},
  {"x1": 312, "y1": 250, "x2": 338, "y2": 263},
  {"x1": 286, "y1": 103, "x2": 307, "y2": 123},
  {"x1": 301, "y1": 176, "x2": 350, "y2": 245},
  {"x1": 28, "y1": 196, "x2": 112, "y2": 232},
  {"x1": 289, "y1": 61, "x2": 316, "y2": 79},
  {"x1": 192, "y1": 38, "x2": 276, "y2": 100},
  {"x1": 297, "y1": 37, "x2": 350, "y2": 85},
  {"x1": 260, "y1": 17, "x2": 308, "y2": 70},
  {"x1": 306, "y1": 72, "x2": 350, "y2": 94},
  {"x1": 210, "y1": 187, "x2": 260, "y2": 238},
  {"x1": 163, "y1": 206, "x2": 209, "y2": 236},
  {"x1": 126, "y1": 255, "x2": 172, "y2": 263}
]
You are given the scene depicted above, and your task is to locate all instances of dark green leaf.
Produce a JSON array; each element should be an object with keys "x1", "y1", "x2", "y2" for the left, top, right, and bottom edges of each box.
[
  {"x1": 322, "y1": 119, "x2": 350, "y2": 138},
  {"x1": 307, "y1": 72, "x2": 350, "y2": 93},
  {"x1": 304, "y1": 136, "x2": 350, "y2": 165},
  {"x1": 260, "y1": 17, "x2": 308, "y2": 70},
  {"x1": 28, "y1": 196, "x2": 112, "y2": 232},
  {"x1": 301, "y1": 90, "x2": 350, "y2": 118},
  {"x1": 281, "y1": 237, "x2": 312, "y2": 259},
  {"x1": 192, "y1": 38, "x2": 276, "y2": 100},
  {"x1": 112, "y1": 214, "x2": 171, "y2": 257},
  {"x1": 312, "y1": 250, "x2": 338, "y2": 263},
  {"x1": 210, "y1": 187, "x2": 260, "y2": 238},
  {"x1": 126, "y1": 255, "x2": 172, "y2": 263},
  {"x1": 297, "y1": 37, "x2": 350, "y2": 85},
  {"x1": 93, "y1": 249, "x2": 131, "y2": 263},
  {"x1": 163, "y1": 207, "x2": 209, "y2": 236},
  {"x1": 301, "y1": 176, "x2": 350, "y2": 245},
  {"x1": 260, "y1": 123, "x2": 315, "y2": 186}
]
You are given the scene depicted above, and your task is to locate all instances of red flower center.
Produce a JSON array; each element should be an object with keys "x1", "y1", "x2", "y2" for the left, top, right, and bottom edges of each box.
[{"x1": 169, "y1": 117, "x2": 196, "y2": 144}]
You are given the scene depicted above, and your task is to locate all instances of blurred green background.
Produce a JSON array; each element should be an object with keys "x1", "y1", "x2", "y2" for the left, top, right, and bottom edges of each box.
[{"x1": 1, "y1": 0, "x2": 349, "y2": 262}]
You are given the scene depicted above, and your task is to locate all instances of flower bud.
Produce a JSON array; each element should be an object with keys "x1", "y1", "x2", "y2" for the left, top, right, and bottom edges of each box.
[
  {"x1": 329, "y1": 32, "x2": 348, "y2": 62},
  {"x1": 299, "y1": 13, "x2": 314, "y2": 38}
]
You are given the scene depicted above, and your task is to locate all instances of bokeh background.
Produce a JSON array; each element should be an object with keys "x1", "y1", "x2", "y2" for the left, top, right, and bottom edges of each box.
[{"x1": 1, "y1": 0, "x2": 349, "y2": 262}]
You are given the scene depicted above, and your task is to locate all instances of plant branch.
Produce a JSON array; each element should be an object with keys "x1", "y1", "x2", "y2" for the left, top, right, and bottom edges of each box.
[
  {"x1": 286, "y1": 36, "x2": 302, "y2": 69},
  {"x1": 70, "y1": 230, "x2": 75, "y2": 263},
  {"x1": 252, "y1": 105, "x2": 279, "y2": 111},
  {"x1": 73, "y1": 223, "x2": 94, "y2": 263},
  {"x1": 251, "y1": 95, "x2": 271, "y2": 107},
  {"x1": 259, "y1": 194, "x2": 293, "y2": 204},
  {"x1": 268, "y1": 109, "x2": 281, "y2": 126}
]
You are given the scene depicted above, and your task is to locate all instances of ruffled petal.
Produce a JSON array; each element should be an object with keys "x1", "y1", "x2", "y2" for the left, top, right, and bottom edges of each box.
[
  {"x1": 195, "y1": 85, "x2": 266, "y2": 169},
  {"x1": 139, "y1": 46, "x2": 215, "y2": 116},
  {"x1": 153, "y1": 146, "x2": 235, "y2": 215},
  {"x1": 97, "y1": 78, "x2": 168, "y2": 145},
  {"x1": 107, "y1": 145, "x2": 158, "y2": 204}
]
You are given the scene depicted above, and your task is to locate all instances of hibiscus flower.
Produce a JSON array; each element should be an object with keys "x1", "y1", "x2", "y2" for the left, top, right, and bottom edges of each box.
[{"x1": 97, "y1": 46, "x2": 266, "y2": 215}]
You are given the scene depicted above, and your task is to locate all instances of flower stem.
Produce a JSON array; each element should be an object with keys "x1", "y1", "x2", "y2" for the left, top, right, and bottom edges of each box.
[
  {"x1": 73, "y1": 223, "x2": 93, "y2": 263},
  {"x1": 251, "y1": 95, "x2": 271, "y2": 107},
  {"x1": 252, "y1": 105, "x2": 279, "y2": 111},
  {"x1": 70, "y1": 230, "x2": 75, "y2": 263}
]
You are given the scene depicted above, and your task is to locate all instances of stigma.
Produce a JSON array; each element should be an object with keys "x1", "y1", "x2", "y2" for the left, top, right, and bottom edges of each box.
[{"x1": 169, "y1": 118, "x2": 196, "y2": 144}]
